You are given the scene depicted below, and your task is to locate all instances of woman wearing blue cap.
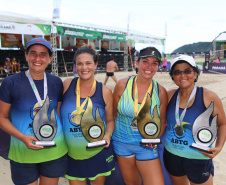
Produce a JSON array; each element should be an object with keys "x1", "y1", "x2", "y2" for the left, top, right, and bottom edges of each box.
[
  {"x1": 0, "y1": 37, "x2": 68, "y2": 185},
  {"x1": 164, "y1": 55, "x2": 226, "y2": 185},
  {"x1": 112, "y1": 46, "x2": 168, "y2": 185}
]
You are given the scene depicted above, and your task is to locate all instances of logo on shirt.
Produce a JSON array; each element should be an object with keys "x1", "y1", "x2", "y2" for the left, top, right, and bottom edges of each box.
[
  {"x1": 170, "y1": 122, "x2": 190, "y2": 146},
  {"x1": 30, "y1": 100, "x2": 52, "y2": 120}
]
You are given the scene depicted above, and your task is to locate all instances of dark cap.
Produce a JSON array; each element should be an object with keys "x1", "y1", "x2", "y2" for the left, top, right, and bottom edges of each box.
[
  {"x1": 26, "y1": 37, "x2": 53, "y2": 54},
  {"x1": 138, "y1": 47, "x2": 162, "y2": 62}
]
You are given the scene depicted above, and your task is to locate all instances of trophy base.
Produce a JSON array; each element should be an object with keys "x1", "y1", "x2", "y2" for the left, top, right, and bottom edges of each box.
[
  {"x1": 140, "y1": 139, "x2": 162, "y2": 145},
  {"x1": 86, "y1": 140, "x2": 107, "y2": 149},
  {"x1": 189, "y1": 143, "x2": 212, "y2": 154},
  {"x1": 34, "y1": 141, "x2": 56, "y2": 147}
]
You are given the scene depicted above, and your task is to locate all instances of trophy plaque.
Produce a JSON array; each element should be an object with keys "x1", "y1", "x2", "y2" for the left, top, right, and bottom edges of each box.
[
  {"x1": 137, "y1": 94, "x2": 162, "y2": 145},
  {"x1": 81, "y1": 98, "x2": 107, "y2": 149},
  {"x1": 190, "y1": 101, "x2": 218, "y2": 154},
  {"x1": 33, "y1": 95, "x2": 57, "y2": 147}
]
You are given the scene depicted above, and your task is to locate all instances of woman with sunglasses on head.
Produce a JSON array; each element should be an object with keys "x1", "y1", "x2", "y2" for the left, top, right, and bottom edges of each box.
[
  {"x1": 60, "y1": 43, "x2": 115, "y2": 185},
  {"x1": 112, "y1": 47, "x2": 168, "y2": 185},
  {"x1": 164, "y1": 55, "x2": 226, "y2": 185}
]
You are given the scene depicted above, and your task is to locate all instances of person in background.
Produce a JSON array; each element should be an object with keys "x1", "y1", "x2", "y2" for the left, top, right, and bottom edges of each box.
[
  {"x1": 112, "y1": 46, "x2": 168, "y2": 185},
  {"x1": 0, "y1": 38, "x2": 68, "y2": 185},
  {"x1": 4, "y1": 57, "x2": 13, "y2": 74},
  {"x1": 60, "y1": 43, "x2": 115, "y2": 185},
  {"x1": 164, "y1": 55, "x2": 226, "y2": 185},
  {"x1": 216, "y1": 57, "x2": 221, "y2": 63},
  {"x1": 11, "y1": 57, "x2": 20, "y2": 73},
  {"x1": 103, "y1": 57, "x2": 118, "y2": 85},
  {"x1": 161, "y1": 54, "x2": 167, "y2": 73}
]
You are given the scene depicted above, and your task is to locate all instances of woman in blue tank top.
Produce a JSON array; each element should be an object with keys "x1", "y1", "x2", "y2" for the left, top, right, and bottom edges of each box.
[
  {"x1": 61, "y1": 43, "x2": 115, "y2": 185},
  {"x1": 164, "y1": 55, "x2": 226, "y2": 185}
]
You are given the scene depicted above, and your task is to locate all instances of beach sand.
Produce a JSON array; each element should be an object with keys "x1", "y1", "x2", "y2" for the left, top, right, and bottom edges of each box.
[{"x1": 1, "y1": 71, "x2": 226, "y2": 185}]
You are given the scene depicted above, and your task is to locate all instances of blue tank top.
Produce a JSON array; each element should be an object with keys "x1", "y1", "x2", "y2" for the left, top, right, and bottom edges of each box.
[
  {"x1": 112, "y1": 76, "x2": 160, "y2": 145},
  {"x1": 165, "y1": 87, "x2": 211, "y2": 159},
  {"x1": 61, "y1": 78, "x2": 106, "y2": 160}
]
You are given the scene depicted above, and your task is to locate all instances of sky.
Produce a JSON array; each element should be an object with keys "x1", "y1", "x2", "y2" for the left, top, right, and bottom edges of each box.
[{"x1": 0, "y1": 0, "x2": 226, "y2": 53}]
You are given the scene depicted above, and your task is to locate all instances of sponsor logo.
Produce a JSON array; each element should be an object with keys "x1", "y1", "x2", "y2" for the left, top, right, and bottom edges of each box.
[
  {"x1": 106, "y1": 155, "x2": 114, "y2": 163},
  {"x1": 212, "y1": 66, "x2": 226, "y2": 70},
  {"x1": 0, "y1": 24, "x2": 15, "y2": 30},
  {"x1": 103, "y1": 34, "x2": 117, "y2": 40},
  {"x1": 65, "y1": 29, "x2": 84, "y2": 37},
  {"x1": 202, "y1": 172, "x2": 210, "y2": 177}
]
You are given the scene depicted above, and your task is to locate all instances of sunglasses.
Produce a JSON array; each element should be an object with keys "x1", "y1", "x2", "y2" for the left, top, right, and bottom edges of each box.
[{"x1": 173, "y1": 68, "x2": 194, "y2": 76}]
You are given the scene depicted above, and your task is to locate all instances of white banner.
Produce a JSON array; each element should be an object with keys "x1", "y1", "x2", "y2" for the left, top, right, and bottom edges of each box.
[
  {"x1": 127, "y1": 35, "x2": 163, "y2": 45},
  {"x1": 0, "y1": 21, "x2": 51, "y2": 35}
]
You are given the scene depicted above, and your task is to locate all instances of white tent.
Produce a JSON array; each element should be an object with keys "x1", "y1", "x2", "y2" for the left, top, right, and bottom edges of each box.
[
  {"x1": 214, "y1": 31, "x2": 226, "y2": 42},
  {"x1": 0, "y1": 11, "x2": 52, "y2": 25}
]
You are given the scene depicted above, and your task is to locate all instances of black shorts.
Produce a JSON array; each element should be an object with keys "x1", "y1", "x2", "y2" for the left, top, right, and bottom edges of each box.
[
  {"x1": 163, "y1": 148, "x2": 214, "y2": 184},
  {"x1": 107, "y1": 72, "x2": 114, "y2": 77}
]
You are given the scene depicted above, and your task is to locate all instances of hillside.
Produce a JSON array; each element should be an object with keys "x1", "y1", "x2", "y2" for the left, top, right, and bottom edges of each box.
[{"x1": 172, "y1": 42, "x2": 212, "y2": 54}]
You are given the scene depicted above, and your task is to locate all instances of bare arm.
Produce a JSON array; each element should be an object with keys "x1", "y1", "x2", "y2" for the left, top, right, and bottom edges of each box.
[
  {"x1": 102, "y1": 85, "x2": 115, "y2": 147},
  {"x1": 158, "y1": 84, "x2": 168, "y2": 138},
  {"x1": 113, "y1": 78, "x2": 128, "y2": 120},
  {"x1": 115, "y1": 62, "x2": 119, "y2": 71},
  {"x1": 0, "y1": 100, "x2": 43, "y2": 150},
  {"x1": 63, "y1": 78, "x2": 73, "y2": 94}
]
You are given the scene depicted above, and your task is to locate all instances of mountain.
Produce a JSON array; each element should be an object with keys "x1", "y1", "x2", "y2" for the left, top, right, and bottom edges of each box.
[{"x1": 172, "y1": 42, "x2": 212, "y2": 54}]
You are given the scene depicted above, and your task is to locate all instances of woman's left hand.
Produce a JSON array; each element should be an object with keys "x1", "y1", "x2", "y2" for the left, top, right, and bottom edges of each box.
[
  {"x1": 102, "y1": 133, "x2": 111, "y2": 148},
  {"x1": 199, "y1": 146, "x2": 222, "y2": 159}
]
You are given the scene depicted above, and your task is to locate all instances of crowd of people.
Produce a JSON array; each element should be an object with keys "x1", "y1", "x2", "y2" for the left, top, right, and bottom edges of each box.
[{"x1": 0, "y1": 37, "x2": 226, "y2": 185}]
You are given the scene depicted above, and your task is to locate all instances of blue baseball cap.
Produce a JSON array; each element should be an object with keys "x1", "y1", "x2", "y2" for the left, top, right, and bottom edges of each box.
[{"x1": 26, "y1": 37, "x2": 53, "y2": 54}]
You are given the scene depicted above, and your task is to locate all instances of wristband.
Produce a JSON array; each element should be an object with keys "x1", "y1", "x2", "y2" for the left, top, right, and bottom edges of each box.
[{"x1": 106, "y1": 131, "x2": 113, "y2": 137}]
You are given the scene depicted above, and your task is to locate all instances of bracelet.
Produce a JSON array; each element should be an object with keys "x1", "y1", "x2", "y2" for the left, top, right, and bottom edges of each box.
[{"x1": 106, "y1": 131, "x2": 113, "y2": 137}]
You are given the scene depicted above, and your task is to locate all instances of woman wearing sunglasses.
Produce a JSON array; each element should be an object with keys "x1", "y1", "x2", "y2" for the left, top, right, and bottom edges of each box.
[{"x1": 164, "y1": 55, "x2": 226, "y2": 185}]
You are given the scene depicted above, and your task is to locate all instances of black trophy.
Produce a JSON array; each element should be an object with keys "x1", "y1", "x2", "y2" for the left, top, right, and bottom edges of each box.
[
  {"x1": 190, "y1": 101, "x2": 218, "y2": 154},
  {"x1": 81, "y1": 98, "x2": 107, "y2": 149},
  {"x1": 137, "y1": 94, "x2": 162, "y2": 145},
  {"x1": 33, "y1": 95, "x2": 57, "y2": 147}
]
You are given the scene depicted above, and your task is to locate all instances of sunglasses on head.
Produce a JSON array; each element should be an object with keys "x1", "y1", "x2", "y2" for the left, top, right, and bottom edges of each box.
[{"x1": 173, "y1": 68, "x2": 194, "y2": 76}]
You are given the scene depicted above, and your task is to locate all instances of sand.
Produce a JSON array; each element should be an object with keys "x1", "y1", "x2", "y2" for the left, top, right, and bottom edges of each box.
[{"x1": 1, "y1": 71, "x2": 226, "y2": 185}]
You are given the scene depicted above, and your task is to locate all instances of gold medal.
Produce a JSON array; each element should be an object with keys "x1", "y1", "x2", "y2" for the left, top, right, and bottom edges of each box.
[
  {"x1": 131, "y1": 117, "x2": 138, "y2": 127},
  {"x1": 72, "y1": 114, "x2": 82, "y2": 125}
]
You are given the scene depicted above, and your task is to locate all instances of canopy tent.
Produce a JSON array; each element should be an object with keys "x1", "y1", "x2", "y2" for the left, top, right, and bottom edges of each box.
[
  {"x1": 211, "y1": 31, "x2": 226, "y2": 58},
  {"x1": 0, "y1": 11, "x2": 165, "y2": 49},
  {"x1": 213, "y1": 31, "x2": 226, "y2": 42},
  {"x1": 0, "y1": 11, "x2": 52, "y2": 35}
]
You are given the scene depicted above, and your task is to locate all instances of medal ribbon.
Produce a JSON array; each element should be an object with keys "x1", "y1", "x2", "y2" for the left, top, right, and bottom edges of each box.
[
  {"x1": 76, "y1": 78, "x2": 96, "y2": 114},
  {"x1": 175, "y1": 85, "x2": 197, "y2": 126},
  {"x1": 134, "y1": 76, "x2": 153, "y2": 117},
  {"x1": 27, "y1": 70, "x2": 47, "y2": 106}
]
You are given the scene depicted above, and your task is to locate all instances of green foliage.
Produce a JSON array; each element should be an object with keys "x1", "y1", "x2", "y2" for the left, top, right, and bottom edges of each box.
[{"x1": 172, "y1": 42, "x2": 212, "y2": 54}]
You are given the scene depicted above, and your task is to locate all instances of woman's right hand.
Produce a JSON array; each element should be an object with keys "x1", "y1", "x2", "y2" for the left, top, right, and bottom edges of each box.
[{"x1": 21, "y1": 134, "x2": 43, "y2": 150}]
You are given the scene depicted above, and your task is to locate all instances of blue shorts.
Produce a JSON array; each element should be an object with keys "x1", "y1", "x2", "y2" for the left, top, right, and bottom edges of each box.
[
  {"x1": 112, "y1": 140, "x2": 159, "y2": 161},
  {"x1": 65, "y1": 143, "x2": 115, "y2": 181},
  {"x1": 163, "y1": 148, "x2": 214, "y2": 184},
  {"x1": 10, "y1": 154, "x2": 68, "y2": 185}
]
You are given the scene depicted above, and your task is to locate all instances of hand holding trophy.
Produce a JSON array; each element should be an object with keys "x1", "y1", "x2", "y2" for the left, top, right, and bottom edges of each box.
[
  {"x1": 33, "y1": 95, "x2": 57, "y2": 147},
  {"x1": 190, "y1": 101, "x2": 218, "y2": 154},
  {"x1": 81, "y1": 98, "x2": 107, "y2": 149}
]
